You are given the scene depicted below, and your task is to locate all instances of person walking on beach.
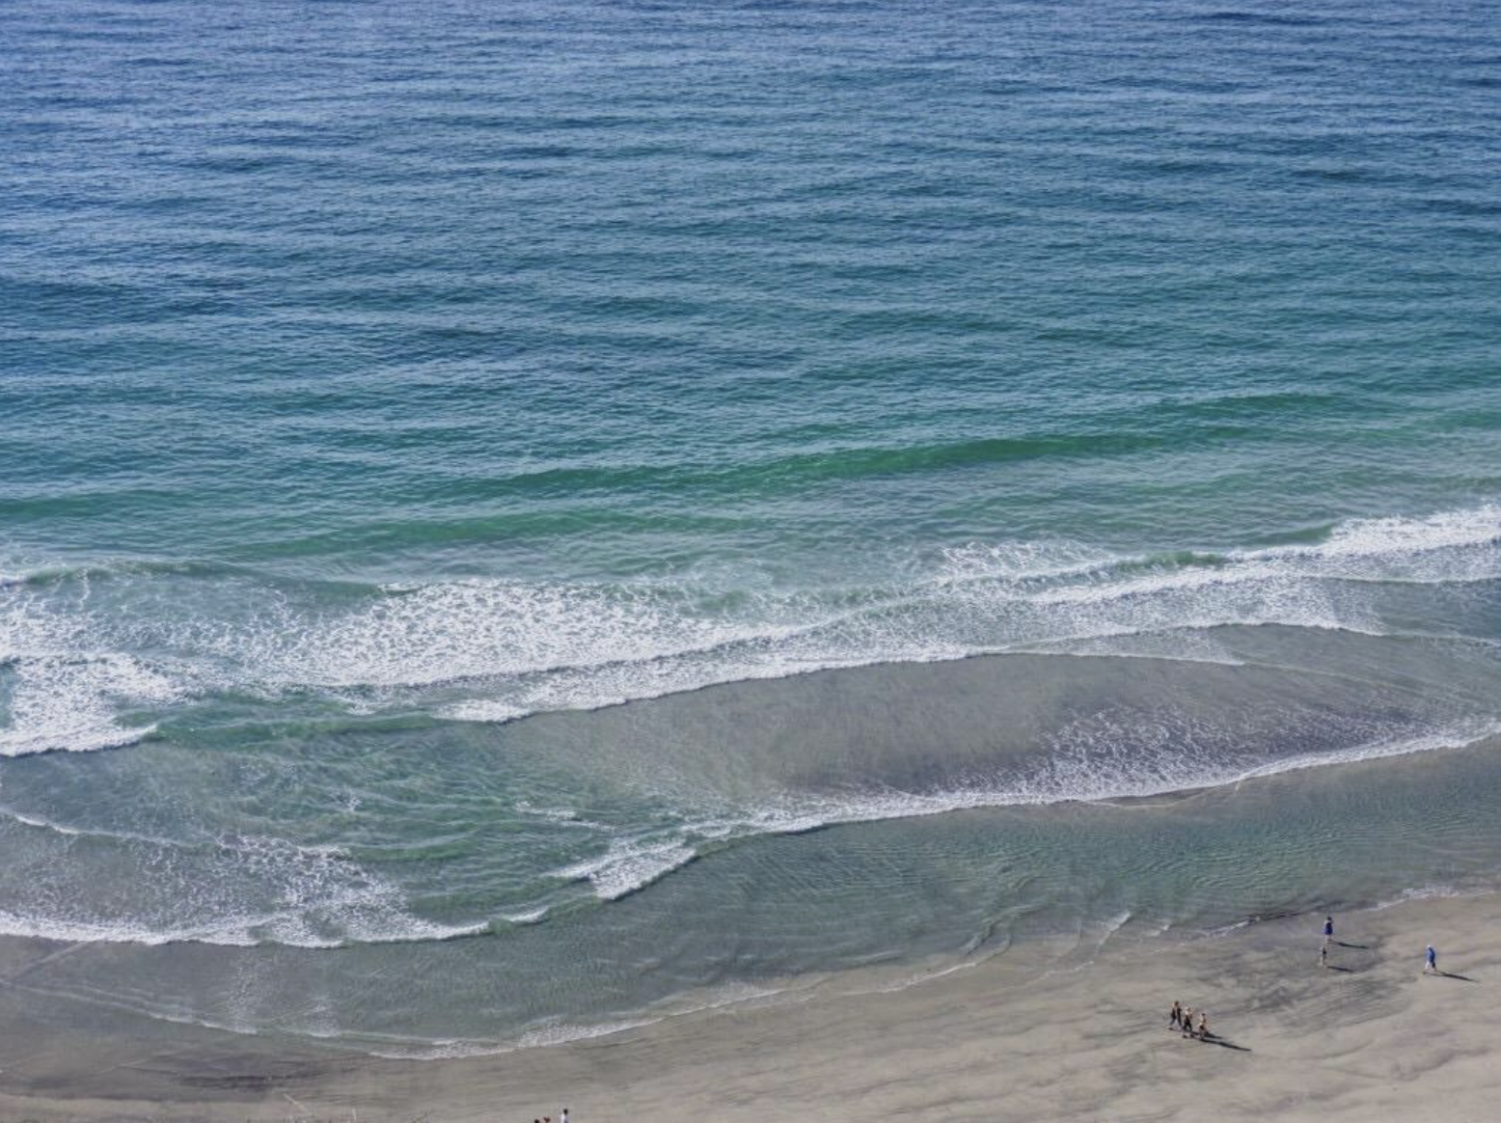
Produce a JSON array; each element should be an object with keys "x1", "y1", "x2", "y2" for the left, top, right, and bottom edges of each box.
[
  {"x1": 1425, "y1": 945, "x2": 1438, "y2": 974},
  {"x1": 1180, "y1": 1007, "x2": 1194, "y2": 1038},
  {"x1": 1323, "y1": 915, "x2": 1334, "y2": 948},
  {"x1": 1197, "y1": 1011, "x2": 1208, "y2": 1040},
  {"x1": 1169, "y1": 1000, "x2": 1183, "y2": 1029}
]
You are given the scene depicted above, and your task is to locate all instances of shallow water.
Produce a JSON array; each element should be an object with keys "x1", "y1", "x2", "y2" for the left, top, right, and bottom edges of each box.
[{"x1": 2, "y1": 0, "x2": 1500, "y2": 1051}]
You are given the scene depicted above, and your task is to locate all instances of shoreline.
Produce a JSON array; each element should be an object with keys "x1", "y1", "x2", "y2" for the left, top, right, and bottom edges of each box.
[{"x1": 4, "y1": 888, "x2": 1499, "y2": 1121}]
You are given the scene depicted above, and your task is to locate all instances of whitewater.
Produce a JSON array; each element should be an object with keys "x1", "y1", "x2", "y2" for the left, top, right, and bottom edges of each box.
[{"x1": 4, "y1": 503, "x2": 1499, "y2": 760}]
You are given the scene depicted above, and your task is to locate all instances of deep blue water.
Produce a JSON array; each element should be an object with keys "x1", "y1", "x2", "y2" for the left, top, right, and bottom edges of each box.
[{"x1": 2, "y1": 0, "x2": 1501, "y2": 1051}]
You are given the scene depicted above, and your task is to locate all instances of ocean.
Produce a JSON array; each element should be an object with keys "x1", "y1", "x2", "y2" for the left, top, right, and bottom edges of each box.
[{"x1": 2, "y1": 0, "x2": 1500, "y2": 1055}]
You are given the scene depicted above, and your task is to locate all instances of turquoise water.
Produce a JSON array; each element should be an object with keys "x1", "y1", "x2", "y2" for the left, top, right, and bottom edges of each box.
[{"x1": 3, "y1": 0, "x2": 1501, "y2": 1052}]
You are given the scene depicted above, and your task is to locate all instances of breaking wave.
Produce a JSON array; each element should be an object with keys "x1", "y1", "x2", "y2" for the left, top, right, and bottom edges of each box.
[{"x1": 2, "y1": 503, "x2": 1499, "y2": 755}]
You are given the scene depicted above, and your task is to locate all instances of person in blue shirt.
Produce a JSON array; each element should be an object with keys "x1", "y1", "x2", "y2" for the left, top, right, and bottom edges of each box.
[
  {"x1": 1322, "y1": 916, "x2": 1334, "y2": 948},
  {"x1": 1424, "y1": 945, "x2": 1438, "y2": 974}
]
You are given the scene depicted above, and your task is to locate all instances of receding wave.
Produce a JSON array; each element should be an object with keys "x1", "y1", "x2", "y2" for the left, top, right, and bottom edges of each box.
[
  {"x1": 0, "y1": 830, "x2": 493, "y2": 949},
  {"x1": 5, "y1": 691, "x2": 1498, "y2": 947},
  {"x1": 15, "y1": 711, "x2": 1484, "y2": 947},
  {"x1": 551, "y1": 719, "x2": 1501, "y2": 903}
]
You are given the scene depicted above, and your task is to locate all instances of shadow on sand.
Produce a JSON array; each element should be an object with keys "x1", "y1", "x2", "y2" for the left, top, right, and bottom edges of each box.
[
  {"x1": 1432, "y1": 970, "x2": 1477, "y2": 983},
  {"x1": 1173, "y1": 1030, "x2": 1252, "y2": 1053},
  {"x1": 1195, "y1": 1033, "x2": 1252, "y2": 1053}
]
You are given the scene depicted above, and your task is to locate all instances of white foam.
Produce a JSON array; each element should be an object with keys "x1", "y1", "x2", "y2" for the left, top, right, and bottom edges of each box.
[
  {"x1": 1288, "y1": 504, "x2": 1501, "y2": 562},
  {"x1": 5, "y1": 502, "x2": 1501, "y2": 753},
  {"x1": 5, "y1": 506, "x2": 1499, "y2": 933},
  {"x1": 1094, "y1": 909, "x2": 1134, "y2": 947},
  {"x1": 429, "y1": 505, "x2": 1501, "y2": 726},
  {"x1": 223, "y1": 836, "x2": 493, "y2": 948},
  {"x1": 0, "y1": 651, "x2": 174, "y2": 757},
  {"x1": 366, "y1": 1016, "x2": 664, "y2": 1061},
  {"x1": 516, "y1": 1017, "x2": 661, "y2": 1048},
  {"x1": 242, "y1": 580, "x2": 808, "y2": 690},
  {"x1": 1369, "y1": 882, "x2": 1480, "y2": 911},
  {"x1": 554, "y1": 837, "x2": 698, "y2": 901},
  {"x1": 935, "y1": 540, "x2": 1116, "y2": 584},
  {"x1": 368, "y1": 1038, "x2": 517, "y2": 1061},
  {"x1": 551, "y1": 718, "x2": 1501, "y2": 902},
  {"x1": 7, "y1": 810, "x2": 85, "y2": 836},
  {"x1": 864, "y1": 720, "x2": 1493, "y2": 821},
  {"x1": 500, "y1": 907, "x2": 549, "y2": 925},
  {"x1": 1231, "y1": 722, "x2": 1501, "y2": 784},
  {"x1": 0, "y1": 833, "x2": 491, "y2": 950},
  {"x1": 442, "y1": 699, "x2": 530, "y2": 723}
]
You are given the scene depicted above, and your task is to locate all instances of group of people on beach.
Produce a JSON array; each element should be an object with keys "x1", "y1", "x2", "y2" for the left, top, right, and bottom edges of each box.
[
  {"x1": 1167, "y1": 1000, "x2": 1208, "y2": 1040},
  {"x1": 1169, "y1": 913, "x2": 1451, "y2": 1048},
  {"x1": 532, "y1": 1110, "x2": 568, "y2": 1123}
]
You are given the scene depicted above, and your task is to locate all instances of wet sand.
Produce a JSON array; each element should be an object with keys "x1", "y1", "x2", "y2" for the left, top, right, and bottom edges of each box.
[{"x1": 2, "y1": 890, "x2": 1497, "y2": 1121}]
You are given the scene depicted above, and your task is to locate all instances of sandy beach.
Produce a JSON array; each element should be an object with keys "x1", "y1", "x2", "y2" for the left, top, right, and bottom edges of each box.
[{"x1": 3, "y1": 889, "x2": 1497, "y2": 1122}]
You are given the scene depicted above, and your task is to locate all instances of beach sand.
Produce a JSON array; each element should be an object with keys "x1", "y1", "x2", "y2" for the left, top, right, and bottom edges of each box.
[{"x1": 2, "y1": 891, "x2": 1497, "y2": 1122}]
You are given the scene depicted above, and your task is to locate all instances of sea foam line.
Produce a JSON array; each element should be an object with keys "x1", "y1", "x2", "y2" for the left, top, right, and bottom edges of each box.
[
  {"x1": 4, "y1": 502, "x2": 1500, "y2": 754},
  {"x1": 550, "y1": 719, "x2": 1501, "y2": 903},
  {"x1": 3, "y1": 722, "x2": 1497, "y2": 950}
]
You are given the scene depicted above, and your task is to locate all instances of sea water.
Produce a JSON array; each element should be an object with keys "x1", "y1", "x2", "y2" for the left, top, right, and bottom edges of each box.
[{"x1": 2, "y1": 0, "x2": 1500, "y2": 1052}]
